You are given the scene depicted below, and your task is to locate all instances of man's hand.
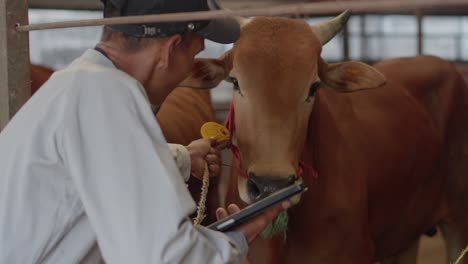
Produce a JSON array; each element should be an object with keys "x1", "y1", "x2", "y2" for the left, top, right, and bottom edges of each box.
[
  {"x1": 186, "y1": 138, "x2": 221, "y2": 180},
  {"x1": 215, "y1": 202, "x2": 291, "y2": 244}
]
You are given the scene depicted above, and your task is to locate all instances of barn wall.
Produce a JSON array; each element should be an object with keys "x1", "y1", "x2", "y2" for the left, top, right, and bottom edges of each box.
[{"x1": 27, "y1": 0, "x2": 468, "y2": 16}]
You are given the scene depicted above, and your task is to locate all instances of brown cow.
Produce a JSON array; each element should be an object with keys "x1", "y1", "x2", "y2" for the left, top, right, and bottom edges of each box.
[
  {"x1": 179, "y1": 12, "x2": 468, "y2": 263},
  {"x1": 30, "y1": 64, "x2": 54, "y2": 95},
  {"x1": 157, "y1": 87, "x2": 221, "y2": 224}
]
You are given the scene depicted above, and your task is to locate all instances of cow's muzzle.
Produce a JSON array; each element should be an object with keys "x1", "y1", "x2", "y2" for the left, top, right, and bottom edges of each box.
[{"x1": 247, "y1": 173, "x2": 296, "y2": 201}]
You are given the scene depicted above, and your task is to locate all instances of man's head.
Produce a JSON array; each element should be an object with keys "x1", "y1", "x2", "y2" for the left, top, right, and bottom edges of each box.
[{"x1": 97, "y1": 0, "x2": 240, "y2": 106}]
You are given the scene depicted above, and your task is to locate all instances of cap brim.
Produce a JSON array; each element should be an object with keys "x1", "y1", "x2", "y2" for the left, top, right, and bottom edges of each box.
[{"x1": 196, "y1": 17, "x2": 240, "y2": 44}]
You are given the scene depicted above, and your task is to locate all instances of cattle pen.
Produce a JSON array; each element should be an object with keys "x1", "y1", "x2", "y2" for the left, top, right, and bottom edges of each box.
[{"x1": 1, "y1": 0, "x2": 468, "y2": 263}]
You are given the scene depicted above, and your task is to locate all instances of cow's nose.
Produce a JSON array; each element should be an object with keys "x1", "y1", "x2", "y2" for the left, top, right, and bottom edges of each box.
[{"x1": 247, "y1": 173, "x2": 296, "y2": 201}]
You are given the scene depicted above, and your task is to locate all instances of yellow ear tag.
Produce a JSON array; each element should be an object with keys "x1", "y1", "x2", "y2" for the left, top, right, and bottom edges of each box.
[{"x1": 201, "y1": 122, "x2": 231, "y2": 143}]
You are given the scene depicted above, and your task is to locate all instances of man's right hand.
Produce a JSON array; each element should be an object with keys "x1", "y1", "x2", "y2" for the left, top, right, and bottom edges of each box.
[
  {"x1": 186, "y1": 138, "x2": 221, "y2": 179},
  {"x1": 215, "y1": 202, "x2": 291, "y2": 244}
]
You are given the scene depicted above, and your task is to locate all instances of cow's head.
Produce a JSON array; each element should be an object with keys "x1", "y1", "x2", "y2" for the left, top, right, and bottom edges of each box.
[{"x1": 180, "y1": 12, "x2": 386, "y2": 204}]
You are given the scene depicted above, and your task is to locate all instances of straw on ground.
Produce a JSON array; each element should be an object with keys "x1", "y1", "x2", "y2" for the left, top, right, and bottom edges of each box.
[{"x1": 454, "y1": 246, "x2": 468, "y2": 264}]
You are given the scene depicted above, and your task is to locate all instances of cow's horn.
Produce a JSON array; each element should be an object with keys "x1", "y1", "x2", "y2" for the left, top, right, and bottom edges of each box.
[
  {"x1": 236, "y1": 17, "x2": 250, "y2": 27},
  {"x1": 312, "y1": 11, "x2": 350, "y2": 45},
  {"x1": 207, "y1": 0, "x2": 250, "y2": 27}
]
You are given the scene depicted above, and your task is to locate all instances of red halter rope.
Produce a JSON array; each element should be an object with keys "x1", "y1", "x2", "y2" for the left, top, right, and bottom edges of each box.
[{"x1": 224, "y1": 100, "x2": 318, "y2": 179}]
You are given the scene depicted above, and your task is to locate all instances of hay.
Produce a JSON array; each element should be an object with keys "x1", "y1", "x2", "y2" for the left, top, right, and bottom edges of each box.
[
  {"x1": 261, "y1": 210, "x2": 289, "y2": 241},
  {"x1": 454, "y1": 246, "x2": 468, "y2": 264}
]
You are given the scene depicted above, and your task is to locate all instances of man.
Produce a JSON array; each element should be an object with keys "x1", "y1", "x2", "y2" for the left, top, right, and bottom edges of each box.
[{"x1": 0, "y1": 0, "x2": 289, "y2": 263}]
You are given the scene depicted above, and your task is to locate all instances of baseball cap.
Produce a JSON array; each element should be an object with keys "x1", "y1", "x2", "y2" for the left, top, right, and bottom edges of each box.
[{"x1": 102, "y1": 0, "x2": 240, "y2": 44}]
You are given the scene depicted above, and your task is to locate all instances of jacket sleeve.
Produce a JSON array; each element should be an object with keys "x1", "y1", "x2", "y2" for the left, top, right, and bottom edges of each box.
[
  {"x1": 167, "y1": 144, "x2": 191, "y2": 182},
  {"x1": 61, "y1": 75, "x2": 247, "y2": 264}
]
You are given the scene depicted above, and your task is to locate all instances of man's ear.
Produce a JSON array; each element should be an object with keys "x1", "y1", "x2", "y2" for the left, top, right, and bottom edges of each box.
[
  {"x1": 157, "y1": 35, "x2": 183, "y2": 70},
  {"x1": 319, "y1": 58, "x2": 386, "y2": 92},
  {"x1": 179, "y1": 51, "x2": 233, "y2": 89}
]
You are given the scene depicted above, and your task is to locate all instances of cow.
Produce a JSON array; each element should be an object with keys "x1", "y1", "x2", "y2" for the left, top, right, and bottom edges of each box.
[
  {"x1": 30, "y1": 64, "x2": 54, "y2": 95},
  {"x1": 179, "y1": 12, "x2": 468, "y2": 263},
  {"x1": 157, "y1": 86, "x2": 221, "y2": 224}
]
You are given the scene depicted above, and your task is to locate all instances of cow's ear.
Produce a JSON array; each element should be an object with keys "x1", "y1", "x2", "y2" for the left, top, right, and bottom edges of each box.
[
  {"x1": 179, "y1": 52, "x2": 233, "y2": 89},
  {"x1": 319, "y1": 58, "x2": 386, "y2": 92}
]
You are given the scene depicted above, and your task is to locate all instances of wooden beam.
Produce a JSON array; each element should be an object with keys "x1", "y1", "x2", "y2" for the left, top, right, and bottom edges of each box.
[{"x1": 0, "y1": 0, "x2": 31, "y2": 130}]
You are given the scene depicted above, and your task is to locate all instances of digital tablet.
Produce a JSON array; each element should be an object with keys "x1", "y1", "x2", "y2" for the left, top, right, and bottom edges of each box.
[{"x1": 207, "y1": 183, "x2": 307, "y2": 232}]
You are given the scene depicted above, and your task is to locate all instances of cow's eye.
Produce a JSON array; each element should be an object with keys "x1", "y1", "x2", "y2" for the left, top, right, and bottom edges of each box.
[
  {"x1": 309, "y1": 81, "x2": 321, "y2": 98},
  {"x1": 229, "y1": 77, "x2": 243, "y2": 95},
  {"x1": 230, "y1": 77, "x2": 240, "y2": 89}
]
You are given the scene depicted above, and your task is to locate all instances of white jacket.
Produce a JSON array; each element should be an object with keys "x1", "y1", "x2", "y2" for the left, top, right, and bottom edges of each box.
[{"x1": 0, "y1": 49, "x2": 247, "y2": 264}]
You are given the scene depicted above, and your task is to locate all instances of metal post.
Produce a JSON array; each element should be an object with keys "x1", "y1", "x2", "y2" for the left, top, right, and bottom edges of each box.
[
  {"x1": 343, "y1": 19, "x2": 350, "y2": 61},
  {"x1": 456, "y1": 16, "x2": 462, "y2": 61},
  {"x1": 360, "y1": 15, "x2": 368, "y2": 61},
  {"x1": 416, "y1": 9, "x2": 424, "y2": 55},
  {"x1": 0, "y1": 0, "x2": 31, "y2": 130}
]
